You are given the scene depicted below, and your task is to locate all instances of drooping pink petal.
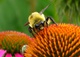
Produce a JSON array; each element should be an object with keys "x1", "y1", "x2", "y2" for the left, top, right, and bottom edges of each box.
[
  {"x1": 0, "y1": 49, "x2": 6, "y2": 57},
  {"x1": 15, "y1": 53, "x2": 24, "y2": 57},
  {"x1": 5, "y1": 53, "x2": 12, "y2": 57}
]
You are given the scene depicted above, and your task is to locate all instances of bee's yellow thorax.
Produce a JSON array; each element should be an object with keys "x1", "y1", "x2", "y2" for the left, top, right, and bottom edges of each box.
[{"x1": 28, "y1": 12, "x2": 45, "y2": 28}]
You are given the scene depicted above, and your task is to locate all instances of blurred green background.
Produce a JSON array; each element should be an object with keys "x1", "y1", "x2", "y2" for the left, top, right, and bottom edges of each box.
[{"x1": 0, "y1": 0, "x2": 80, "y2": 36}]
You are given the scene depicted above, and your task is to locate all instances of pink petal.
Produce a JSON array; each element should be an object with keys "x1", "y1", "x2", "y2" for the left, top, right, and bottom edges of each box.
[
  {"x1": 5, "y1": 53, "x2": 12, "y2": 57},
  {"x1": 15, "y1": 53, "x2": 24, "y2": 57},
  {"x1": 0, "y1": 49, "x2": 6, "y2": 57}
]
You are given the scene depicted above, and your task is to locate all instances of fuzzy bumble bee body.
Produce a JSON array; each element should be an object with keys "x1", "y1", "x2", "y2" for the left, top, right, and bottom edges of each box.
[
  {"x1": 28, "y1": 12, "x2": 46, "y2": 28},
  {"x1": 25, "y1": 5, "x2": 57, "y2": 36}
]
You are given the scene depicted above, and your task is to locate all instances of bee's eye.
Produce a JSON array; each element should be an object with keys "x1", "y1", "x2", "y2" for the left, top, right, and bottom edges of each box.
[{"x1": 35, "y1": 24, "x2": 39, "y2": 29}]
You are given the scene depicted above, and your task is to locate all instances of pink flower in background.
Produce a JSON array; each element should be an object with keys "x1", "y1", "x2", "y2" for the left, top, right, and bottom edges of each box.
[
  {"x1": 0, "y1": 50, "x2": 24, "y2": 57},
  {"x1": 15, "y1": 53, "x2": 24, "y2": 57},
  {"x1": 0, "y1": 49, "x2": 6, "y2": 57}
]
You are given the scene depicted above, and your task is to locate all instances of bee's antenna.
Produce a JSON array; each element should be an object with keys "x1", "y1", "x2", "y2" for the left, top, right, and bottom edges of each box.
[
  {"x1": 24, "y1": 22, "x2": 29, "y2": 26},
  {"x1": 40, "y1": 4, "x2": 50, "y2": 14}
]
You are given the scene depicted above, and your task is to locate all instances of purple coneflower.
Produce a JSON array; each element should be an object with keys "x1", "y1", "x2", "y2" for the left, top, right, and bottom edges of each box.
[
  {"x1": 24, "y1": 24, "x2": 80, "y2": 57},
  {"x1": 0, "y1": 31, "x2": 32, "y2": 57}
]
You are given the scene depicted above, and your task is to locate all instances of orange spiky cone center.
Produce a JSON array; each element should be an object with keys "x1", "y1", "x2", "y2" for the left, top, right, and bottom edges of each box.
[
  {"x1": 24, "y1": 24, "x2": 80, "y2": 57},
  {"x1": 0, "y1": 31, "x2": 31, "y2": 55}
]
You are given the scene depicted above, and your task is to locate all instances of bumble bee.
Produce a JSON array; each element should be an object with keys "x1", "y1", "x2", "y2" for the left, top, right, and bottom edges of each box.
[{"x1": 25, "y1": 4, "x2": 57, "y2": 36}]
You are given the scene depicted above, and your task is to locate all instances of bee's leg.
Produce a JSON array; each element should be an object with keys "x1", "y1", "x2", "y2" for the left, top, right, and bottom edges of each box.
[
  {"x1": 46, "y1": 16, "x2": 57, "y2": 25},
  {"x1": 28, "y1": 26, "x2": 35, "y2": 36},
  {"x1": 39, "y1": 21, "x2": 44, "y2": 29}
]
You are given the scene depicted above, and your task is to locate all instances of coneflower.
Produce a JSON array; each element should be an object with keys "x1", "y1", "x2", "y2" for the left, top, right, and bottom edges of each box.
[
  {"x1": 0, "y1": 31, "x2": 32, "y2": 57},
  {"x1": 24, "y1": 24, "x2": 80, "y2": 57}
]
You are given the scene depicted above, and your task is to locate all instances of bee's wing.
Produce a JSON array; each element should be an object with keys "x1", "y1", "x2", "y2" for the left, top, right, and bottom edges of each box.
[
  {"x1": 40, "y1": 4, "x2": 50, "y2": 14},
  {"x1": 24, "y1": 22, "x2": 30, "y2": 26}
]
